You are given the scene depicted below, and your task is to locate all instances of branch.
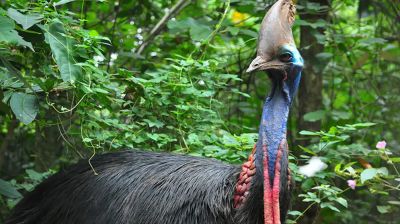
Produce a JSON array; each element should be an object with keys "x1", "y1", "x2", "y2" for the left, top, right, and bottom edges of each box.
[{"x1": 136, "y1": 0, "x2": 194, "y2": 55}]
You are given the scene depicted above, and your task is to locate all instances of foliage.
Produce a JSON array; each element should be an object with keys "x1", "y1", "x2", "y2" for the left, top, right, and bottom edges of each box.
[{"x1": 0, "y1": 0, "x2": 399, "y2": 223}]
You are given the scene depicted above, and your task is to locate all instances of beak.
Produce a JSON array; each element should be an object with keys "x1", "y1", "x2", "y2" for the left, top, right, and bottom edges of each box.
[
  {"x1": 246, "y1": 56, "x2": 266, "y2": 73},
  {"x1": 246, "y1": 57, "x2": 287, "y2": 74}
]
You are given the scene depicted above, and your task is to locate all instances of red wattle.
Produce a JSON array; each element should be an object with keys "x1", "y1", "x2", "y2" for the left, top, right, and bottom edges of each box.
[
  {"x1": 263, "y1": 140, "x2": 285, "y2": 224},
  {"x1": 272, "y1": 141, "x2": 284, "y2": 223},
  {"x1": 262, "y1": 144, "x2": 274, "y2": 224}
]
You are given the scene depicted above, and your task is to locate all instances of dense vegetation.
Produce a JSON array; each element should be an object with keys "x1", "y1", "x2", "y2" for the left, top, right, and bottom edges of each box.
[{"x1": 0, "y1": 0, "x2": 399, "y2": 223}]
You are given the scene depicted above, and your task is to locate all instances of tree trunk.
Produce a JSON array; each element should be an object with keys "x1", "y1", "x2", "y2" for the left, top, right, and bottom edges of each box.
[
  {"x1": 298, "y1": 0, "x2": 330, "y2": 135},
  {"x1": 296, "y1": 1, "x2": 330, "y2": 223}
]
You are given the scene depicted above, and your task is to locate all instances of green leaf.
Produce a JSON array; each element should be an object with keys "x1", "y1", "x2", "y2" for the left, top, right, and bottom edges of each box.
[
  {"x1": 227, "y1": 26, "x2": 239, "y2": 36},
  {"x1": 390, "y1": 157, "x2": 400, "y2": 163},
  {"x1": 360, "y1": 38, "x2": 387, "y2": 46},
  {"x1": 303, "y1": 110, "x2": 325, "y2": 122},
  {"x1": 388, "y1": 201, "x2": 400, "y2": 205},
  {"x1": 299, "y1": 130, "x2": 320, "y2": 136},
  {"x1": 298, "y1": 145, "x2": 317, "y2": 156},
  {"x1": 332, "y1": 110, "x2": 351, "y2": 120},
  {"x1": 316, "y1": 52, "x2": 333, "y2": 60},
  {"x1": 43, "y1": 20, "x2": 82, "y2": 82},
  {"x1": 143, "y1": 118, "x2": 164, "y2": 128},
  {"x1": 187, "y1": 133, "x2": 201, "y2": 145},
  {"x1": 7, "y1": 8, "x2": 43, "y2": 30},
  {"x1": 54, "y1": 0, "x2": 76, "y2": 6},
  {"x1": 377, "y1": 205, "x2": 391, "y2": 214},
  {"x1": 10, "y1": 92, "x2": 38, "y2": 124},
  {"x1": 351, "y1": 122, "x2": 376, "y2": 128},
  {"x1": 326, "y1": 204, "x2": 341, "y2": 212},
  {"x1": 222, "y1": 134, "x2": 240, "y2": 147},
  {"x1": 360, "y1": 168, "x2": 377, "y2": 184},
  {"x1": 0, "y1": 15, "x2": 33, "y2": 50},
  {"x1": 377, "y1": 167, "x2": 388, "y2": 176},
  {"x1": 335, "y1": 197, "x2": 348, "y2": 208},
  {"x1": 26, "y1": 169, "x2": 43, "y2": 181},
  {"x1": 167, "y1": 18, "x2": 211, "y2": 42},
  {"x1": 0, "y1": 179, "x2": 22, "y2": 199},
  {"x1": 190, "y1": 24, "x2": 211, "y2": 41},
  {"x1": 287, "y1": 210, "x2": 302, "y2": 216}
]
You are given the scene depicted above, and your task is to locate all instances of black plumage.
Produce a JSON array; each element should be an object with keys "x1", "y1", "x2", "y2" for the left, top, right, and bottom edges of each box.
[
  {"x1": 6, "y1": 150, "x2": 267, "y2": 224},
  {"x1": 7, "y1": 150, "x2": 292, "y2": 224}
]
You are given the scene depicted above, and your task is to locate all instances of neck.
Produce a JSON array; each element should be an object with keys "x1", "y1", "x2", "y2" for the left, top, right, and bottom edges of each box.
[
  {"x1": 233, "y1": 81, "x2": 292, "y2": 224},
  {"x1": 257, "y1": 82, "x2": 289, "y2": 183},
  {"x1": 257, "y1": 81, "x2": 290, "y2": 224}
]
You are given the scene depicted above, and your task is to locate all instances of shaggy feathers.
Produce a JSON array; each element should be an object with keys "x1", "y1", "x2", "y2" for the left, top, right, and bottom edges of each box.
[{"x1": 6, "y1": 150, "x2": 268, "y2": 224}]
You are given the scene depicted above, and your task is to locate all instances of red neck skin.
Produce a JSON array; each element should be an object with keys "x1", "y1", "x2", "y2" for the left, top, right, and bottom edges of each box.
[{"x1": 263, "y1": 140, "x2": 285, "y2": 224}]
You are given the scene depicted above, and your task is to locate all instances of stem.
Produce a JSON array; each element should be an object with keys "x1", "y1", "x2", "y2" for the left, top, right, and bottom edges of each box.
[{"x1": 136, "y1": 0, "x2": 193, "y2": 55}]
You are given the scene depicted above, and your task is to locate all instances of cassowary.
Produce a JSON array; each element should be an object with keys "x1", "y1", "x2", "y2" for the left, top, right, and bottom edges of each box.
[{"x1": 6, "y1": 0, "x2": 303, "y2": 224}]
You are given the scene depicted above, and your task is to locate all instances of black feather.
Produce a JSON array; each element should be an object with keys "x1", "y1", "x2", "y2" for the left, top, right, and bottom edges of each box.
[{"x1": 6, "y1": 150, "x2": 291, "y2": 224}]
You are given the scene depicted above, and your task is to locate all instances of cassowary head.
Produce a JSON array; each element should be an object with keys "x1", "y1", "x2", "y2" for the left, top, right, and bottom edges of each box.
[{"x1": 247, "y1": 0, "x2": 303, "y2": 104}]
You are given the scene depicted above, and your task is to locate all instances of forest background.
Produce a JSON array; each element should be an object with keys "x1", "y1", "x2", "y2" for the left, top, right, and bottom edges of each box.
[{"x1": 0, "y1": 0, "x2": 399, "y2": 223}]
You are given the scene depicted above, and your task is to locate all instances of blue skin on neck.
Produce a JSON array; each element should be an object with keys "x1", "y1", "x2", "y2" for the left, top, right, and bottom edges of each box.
[{"x1": 256, "y1": 44, "x2": 303, "y2": 185}]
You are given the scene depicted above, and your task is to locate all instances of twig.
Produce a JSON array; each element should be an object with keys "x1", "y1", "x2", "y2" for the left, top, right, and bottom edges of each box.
[
  {"x1": 107, "y1": 4, "x2": 120, "y2": 72},
  {"x1": 136, "y1": 0, "x2": 193, "y2": 55}
]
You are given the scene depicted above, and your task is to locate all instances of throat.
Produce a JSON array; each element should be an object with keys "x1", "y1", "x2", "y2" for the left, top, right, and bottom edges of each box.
[
  {"x1": 259, "y1": 85, "x2": 289, "y2": 184},
  {"x1": 233, "y1": 83, "x2": 291, "y2": 224}
]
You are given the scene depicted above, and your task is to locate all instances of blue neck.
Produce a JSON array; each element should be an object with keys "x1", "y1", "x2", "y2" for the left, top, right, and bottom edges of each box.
[{"x1": 254, "y1": 80, "x2": 291, "y2": 186}]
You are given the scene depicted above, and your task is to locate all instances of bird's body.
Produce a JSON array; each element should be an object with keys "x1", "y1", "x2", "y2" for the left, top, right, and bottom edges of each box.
[{"x1": 6, "y1": 150, "x2": 265, "y2": 224}]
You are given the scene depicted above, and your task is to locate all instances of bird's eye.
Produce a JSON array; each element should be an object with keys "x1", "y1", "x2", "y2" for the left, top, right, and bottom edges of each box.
[
  {"x1": 279, "y1": 53, "x2": 292, "y2": 62},
  {"x1": 254, "y1": 63, "x2": 259, "y2": 67}
]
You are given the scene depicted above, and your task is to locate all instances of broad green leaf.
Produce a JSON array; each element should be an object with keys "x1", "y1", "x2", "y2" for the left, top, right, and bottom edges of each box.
[
  {"x1": 377, "y1": 167, "x2": 389, "y2": 176},
  {"x1": 26, "y1": 169, "x2": 43, "y2": 181},
  {"x1": 0, "y1": 179, "x2": 22, "y2": 198},
  {"x1": 287, "y1": 210, "x2": 302, "y2": 216},
  {"x1": 390, "y1": 157, "x2": 400, "y2": 163},
  {"x1": 227, "y1": 26, "x2": 239, "y2": 36},
  {"x1": 43, "y1": 20, "x2": 81, "y2": 82},
  {"x1": 304, "y1": 110, "x2": 325, "y2": 122},
  {"x1": 299, "y1": 130, "x2": 320, "y2": 136},
  {"x1": 388, "y1": 201, "x2": 400, "y2": 205},
  {"x1": 326, "y1": 204, "x2": 341, "y2": 212},
  {"x1": 316, "y1": 52, "x2": 333, "y2": 60},
  {"x1": 143, "y1": 118, "x2": 164, "y2": 128},
  {"x1": 222, "y1": 134, "x2": 240, "y2": 147},
  {"x1": 10, "y1": 92, "x2": 38, "y2": 124},
  {"x1": 298, "y1": 145, "x2": 317, "y2": 156},
  {"x1": 335, "y1": 197, "x2": 348, "y2": 208},
  {"x1": 7, "y1": 8, "x2": 43, "y2": 30},
  {"x1": 189, "y1": 24, "x2": 211, "y2": 41},
  {"x1": 54, "y1": 0, "x2": 76, "y2": 6},
  {"x1": 332, "y1": 110, "x2": 352, "y2": 120},
  {"x1": 167, "y1": 18, "x2": 212, "y2": 41},
  {"x1": 187, "y1": 133, "x2": 201, "y2": 145},
  {"x1": 377, "y1": 205, "x2": 391, "y2": 214},
  {"x1": 0, "y1": 15, "x2": 33, "y2": 50},
  {"x1": 360, "y1": 168, "x2": 377, "y2": 184},
  {"x1": 360, "y1": 38, "x2": 387, "y2": 46},
  {"x1": 351, "y1": 122, "x2": 376, "y2": 128}
]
